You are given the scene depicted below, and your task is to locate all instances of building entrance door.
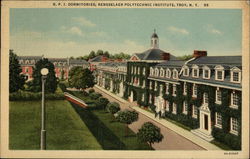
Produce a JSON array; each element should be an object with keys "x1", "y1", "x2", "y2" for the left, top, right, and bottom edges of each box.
[{"x1": 204, "y1": 114, "x2": 208, "y2": 130}]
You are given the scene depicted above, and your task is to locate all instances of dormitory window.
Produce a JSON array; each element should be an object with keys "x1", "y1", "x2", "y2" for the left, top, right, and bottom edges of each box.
[
  {"x1": 215, "y1": 112, "x2": 222, "y2": 128},
  {"x1": 230, "y1": 117, "x2": 238, "y2": 135},
  {"x1": 166, "y1": 83, "x2": 169, "y2": 94},
  {"x1": 203, "y1": 69, "x2": 210, "y2": 79},
  {"x1": 230, "y1": 67, "x2": 241, "y2": 83},
  {"x1": 166, "y1": 69, "x2": 171, "y2": 78},
  {"x1": 172, "y1": 103, "x2": 177, "y2": 114},
  {"x1": 173, "y1": 70, "x2": 178, "y2": 79},
  {"x1": 154, "y1": 82, "x2": 157, "y2": 90},
  {"x1": 165, "y1": 100, "x2": 170, "y2": 111},
  {"x1": 173, "y1": 84, "x2": 177, "y2": 96},
  {"x1": 183, "y1": 82, "x2": 187, "y2": 95},
  {"x1": 233, "y1": 72, "x2": 239, "y2": 82},
  {"x1": 160, "y1": 69, "x2": 164, "y2": 77},
  {"x1": 203, "y1": 93, "x2": 209, "y2": 104},
  {"x1": 192, "y1": 84, "x2": 197, "y2": 97},
  {"x1": 216, "y1": 88, "x2": 222, "y2": 104},
  {"x1": 216, "y1": 70, "x2": 224, "y2": 80},
  {"x1": 183, "y1": 68, "x2": 189, "y2": 76},
  {"x1": 230, "y1": 91, "x2": 239, "y2": 109},
  {"x1": 183, "y1": 101, "x2": 188, "y2": 114},
  {"x1": 193, "y1": 69, "x2": 198, "y2": 77},
  {"x1": 192, "y1": 105, "x2": 197, "y2": 118}
]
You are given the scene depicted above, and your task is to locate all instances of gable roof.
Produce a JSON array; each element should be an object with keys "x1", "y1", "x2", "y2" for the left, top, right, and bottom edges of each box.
[{"x1": 188, "y1": 56, "x2": 241, "y2": 66}]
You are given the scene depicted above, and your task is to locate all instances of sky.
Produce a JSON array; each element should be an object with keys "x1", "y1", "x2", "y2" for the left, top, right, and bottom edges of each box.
[{"x1": 10, "y1": 8, "x2": 242, "y2": 58}]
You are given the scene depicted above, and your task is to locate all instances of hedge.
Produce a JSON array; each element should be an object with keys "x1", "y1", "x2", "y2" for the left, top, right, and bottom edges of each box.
[{"x1": 9, "y1": 90, "x2": 65, "y2": 101}]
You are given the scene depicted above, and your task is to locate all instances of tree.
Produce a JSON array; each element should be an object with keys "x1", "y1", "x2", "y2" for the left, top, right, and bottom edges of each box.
[
  {"x1": 103, "y1": 51, "x2": 110, "y2": 58},
  {"x1": 178, "y1": 54, "x2": 193, "y2": 60},
  {"x1": 89, "y1": 51, "x2": 96, "y2": 59},
  {"x1": 30, "y1": 58, "x2": 58, "y2": 93},
  {"x1": 68, "y1": 66, "x2": 95, "y2": 90},
  {"x1": 107, "y1": 102, "x2": 120, "y2": 118},
  {"x1": 96, "y1": 50, "x2": 104, "y2": 56},
  {"x1": 9, "y1": 50, "x2": 25, "y2": 93},
  {"x1": 137, "y1": 122, "x2": 163, "y2": 148},
  {"x1": 116, "y1": 110, "x2": 138, "y2": 136}
]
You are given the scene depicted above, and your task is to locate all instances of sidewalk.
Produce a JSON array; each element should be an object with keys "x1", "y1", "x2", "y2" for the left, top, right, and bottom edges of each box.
[{"x1": 95, "y1": 85, "x2": 221, "y2": 150}]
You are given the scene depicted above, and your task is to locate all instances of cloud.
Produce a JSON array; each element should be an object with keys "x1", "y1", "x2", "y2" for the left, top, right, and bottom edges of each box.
[
  {"x1": 167, "y1": 26, "x2": 189, "y2": 35},
  {"x1": 205, "y1": 24, "x2": 223, "y2": 35},
  {"x1": 90, "y1": 31, "x2": 107, "y2": 37},
  {"x1": 72, "y1": 17, "x2": 96, "y2": 27},
  {"x1": 60, "y1": 26, "x2": 84, "y2": 36}
]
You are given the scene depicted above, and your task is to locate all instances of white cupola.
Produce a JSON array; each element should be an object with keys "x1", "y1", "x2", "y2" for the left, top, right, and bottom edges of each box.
[{"x1": 151, "y1": 29, "x2": 159, "y2": 49}]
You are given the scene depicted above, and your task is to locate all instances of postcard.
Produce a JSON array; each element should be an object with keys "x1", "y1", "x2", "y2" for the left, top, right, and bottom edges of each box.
[{"x1": 1, "y1": 0, "x2": 249, "y2": 158}]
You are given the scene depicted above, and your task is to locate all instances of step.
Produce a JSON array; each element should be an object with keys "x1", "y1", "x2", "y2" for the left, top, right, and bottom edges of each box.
[{"x1": 191, "y1": 129, "x2": 214, "y2": 142}]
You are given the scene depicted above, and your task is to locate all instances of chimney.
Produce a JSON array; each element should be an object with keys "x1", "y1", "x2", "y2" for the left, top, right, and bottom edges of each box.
[
  {"x1": 161, "y1": 53, "x2": 170, "y2": 61},
  {"x1": 193, "y1": 50, "x2": 207, "y2": 58}
]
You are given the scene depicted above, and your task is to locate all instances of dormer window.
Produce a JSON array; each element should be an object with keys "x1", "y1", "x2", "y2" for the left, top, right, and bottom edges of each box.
[
  {"x1": 160, "y1": 68, "x2": 164, "y2": 77},
  {"x1": 215, "y1": 65, "x2": 225, "y2": 81},
  {"x1": 155, "y1": 68, "x2": 159, "y2": 77},
  {"x1": 150, "y1": 67, "x2": 154, "y2": 76},
  {"x1": 173, "y1": 69, "x2": 178, "y2": 79},
  {"x1": 166, "y1": 69, "x2": 171, "y2": 78},
  {"x1": 183, "y1": 66, "x2": 189, "y2": 76},
  {"x1": 230, "y1": 67, "x2": 241, "y2": 83},
  {"x1": 202, "y1": 66, "x2": 210, "y2": 79},
  {"x1": 192, "y1": 65, "x2": 199, "y2": 78}
]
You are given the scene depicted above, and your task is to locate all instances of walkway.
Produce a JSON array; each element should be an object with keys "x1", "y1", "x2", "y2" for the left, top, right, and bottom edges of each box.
[{"x1": 94, "y1": 85, "x2": 221, "y2": 150}]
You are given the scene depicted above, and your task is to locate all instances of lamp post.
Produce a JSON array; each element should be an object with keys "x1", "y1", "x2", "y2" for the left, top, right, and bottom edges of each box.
[{"x1": 40, "y1": 68, "x2": 49, "y2": 150}]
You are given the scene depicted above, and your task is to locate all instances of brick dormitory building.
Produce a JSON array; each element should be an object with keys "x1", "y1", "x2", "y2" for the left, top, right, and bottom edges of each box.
[{"x1": 95, "y1": 31, "x2": 242, "y2": 149}]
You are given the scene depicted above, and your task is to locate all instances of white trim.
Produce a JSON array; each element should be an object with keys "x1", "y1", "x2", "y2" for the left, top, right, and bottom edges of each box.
[
  {"x1": 215, "y1": 112, "x2": 222, "y2": 128},
  {"x1": 214, "y1": 65, "x2": 225, "y2": 81},
  {"x1": 160, "y1": 67, "x2": 165, "y2": 77},
  {"x1": 215, "y1": 87, "x2": 222, "y2": 105},
  {"x1": 202, "y1": 66, "x2": 211, "y2": 79},
  {"x1": 166, "y1": 68, "x2": 171, "y2": 78},
  {"x1": 165, "y1": 83, "x2": 169, "y2": 94},
  {"x1": 183, "y1": 101, "x2": 188, "y2": 115},
  {"x1": 183, "y1": 82, "x2": 187, "y2": 95},
  {"x1": 230, "y1": 91, "x2": 239, "y2": 109},
  {"x1": 148, "y1": 77, "x2": 180, "y2": 85},
  {"x1": 192, "y1": 84, "x2": 197, "y2": 98},
  {"x1": 230, "y1": 67, "x2": 241, "y2": 83},
  {"x1": 192, "y1": 105, "x2": 198, "y2": 118},
  {"x1": 179, "y1": 79, "x2": 242, "y2": 91},
  {"x1": 230, "y1": 117, "x2": 238, "y2": 136},
  {"x1": 173, "y1": 69, "x2": 179, "y2": 79}
]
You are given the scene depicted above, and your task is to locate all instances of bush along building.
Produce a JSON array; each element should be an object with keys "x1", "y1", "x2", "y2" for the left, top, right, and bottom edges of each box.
[
  {"x1": 94, "y1": 31, "x2": 242, "y2": 150},
  {"x1": 18, "y1": 56, "x2": 89, "y2": 81}
]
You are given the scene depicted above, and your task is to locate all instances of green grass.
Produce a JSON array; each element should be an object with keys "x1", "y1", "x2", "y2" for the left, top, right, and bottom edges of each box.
[
  {"x1": 211, "y1": 140, "x2": 232, "y2": 150},
  {"x1": 9, "y1": 100, "x2": 102, "y2": 150},
  {"x1": 71, "y1": 103, "x2": 152, "y2": 150}
]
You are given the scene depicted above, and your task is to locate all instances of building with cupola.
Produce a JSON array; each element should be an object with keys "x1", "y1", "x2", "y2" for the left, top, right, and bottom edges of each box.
[{"x1": 94, "y1": 31, "x2": 242, "y2": 150}]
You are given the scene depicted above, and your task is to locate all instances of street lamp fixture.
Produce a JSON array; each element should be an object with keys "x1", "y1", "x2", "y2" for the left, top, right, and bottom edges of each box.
[{"x1": 40, "y1": 68, "x2": 49, "y2": 150}]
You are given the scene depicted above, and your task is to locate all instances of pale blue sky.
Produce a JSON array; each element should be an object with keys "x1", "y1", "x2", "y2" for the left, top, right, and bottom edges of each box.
[{"x1": 10, "y1": 8, "x2": 242, "y2": 57}]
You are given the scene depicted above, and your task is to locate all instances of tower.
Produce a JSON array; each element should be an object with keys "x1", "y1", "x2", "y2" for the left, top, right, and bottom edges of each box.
[{"x1": 151, "y1": 29, "x2": 159, "y2": 49}]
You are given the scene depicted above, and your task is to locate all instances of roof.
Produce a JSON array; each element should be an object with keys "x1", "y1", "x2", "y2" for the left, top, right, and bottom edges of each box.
[
  {"x1": 69, "y1": 59, "x2": 88, "y2": 64},
  {"x1": 88, "y1": 55, "x2": 105, "y2": 62},
  {"x1": 17, "y1": 56, "x2": 42, "y2": 60},
  {"x1": 134, "y1": 48, "x2": 178, "y2": 61},
  {"x1": 188, "y1": 56, "x2": 241, "y2": 67},
  {"x1": 156, "y1": 60, "x2": 185, "y2": 68},
  {"x1": 49, "y1": 58, "x2": 68, "y2": 62},
  {"x1": 151, "y1": 32, "x2": 158, "y2": 38}
]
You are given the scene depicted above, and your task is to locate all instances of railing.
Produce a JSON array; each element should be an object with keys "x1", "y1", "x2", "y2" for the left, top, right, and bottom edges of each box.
[{"x1": 64, "y1": 92, "x2": 88, "y2": 108}]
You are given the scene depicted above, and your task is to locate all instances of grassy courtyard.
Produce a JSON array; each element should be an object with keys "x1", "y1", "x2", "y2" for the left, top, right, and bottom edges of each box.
[
  {"x1": 9, "y1": 100, "x2": 102, "y2": 150},
  {"x1": 69, "y1": 91, "x2": 152, "y2": 150}
]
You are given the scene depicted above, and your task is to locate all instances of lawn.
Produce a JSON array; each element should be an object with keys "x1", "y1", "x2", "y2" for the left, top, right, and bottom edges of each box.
[
  {"x1": 69, "y1": 92, "x2": 152, "y2": 150},
  {"x1": 9, "y1": 100, "x2": 102, "y2": 150}
]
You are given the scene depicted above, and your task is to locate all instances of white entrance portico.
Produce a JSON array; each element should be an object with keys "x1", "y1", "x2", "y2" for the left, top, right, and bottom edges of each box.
[{"x1": 191, "y1": 100, "x2": 214, "y2": 141}]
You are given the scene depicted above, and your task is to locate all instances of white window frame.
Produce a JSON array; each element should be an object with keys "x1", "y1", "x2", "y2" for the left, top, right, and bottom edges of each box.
[
  {"x1": 192, "y1": 65, "x2": 199, "y2": 78},
  {"x1": 215, "y1": 65, "x2": 225, "y2": 81},
  {"x1": 137, "y1": 67, "x2": 140, "y2": 74},
  {"x1": 173, "y1": 69, "x2": 178, "y2": 79},
  {"x1": 215, "y1": 87, "x2": 222, "y2": 104},
  {"x1": 172, "y1": 103, "x2": 177, "y2": 114},
  {"x1": 143, "y1": 67, "x2": 146, "y2": 75},
  {"x1": 192, "y1": 84, "x2": 197, "y2": 98},
  {"x1": 165, "y1": 100, "x2": 170, "y2": 111},
  {"x1": 215, "y1": 112, "x2": 222, "y2": 128},
  {"x1": 230, "y1": 117, "x2": 238, "y2": 135},
  {"x1": 150, "y1": 67, "x2": 154, "y2": 76},
  {"x1": 202, "y1": 66, "x2": 211, "y2": 79},
  {"x1": 183, "y1": 65, "x2": 189, "y2": 77},
  {"x1": 155, "y1": 68, "x2": 159, "y2": 77},
  {"x1": 203, "y1": 92, "x2": 209, "y2": 105},
  {"x1": 183, "y1": 101, "x2": 188, "y2": 115},
  {"x1": 166, "y1": 83, "x2": 169, "y2": 94},
  {"x1": 131, "y1": 66, "x2": 134, "y2": 73},
  {"x1": 160, "y1": 68, "x2": 164, "y2": 77},
  {"x1": 154, "y1": 82, "x2": 157, "y2": 91},
  {"x1": 230, "y1": 67, "x2": 241, "y2": 83},
  {"x1": 166, "y1": 69, "x2": 171, "y2": 78},
  {"x1": 192, "y1": 105, "x2": 198, "y2": 118},
  {"x1": 230, "y1": 91, "x2": 239, "y2": 109},
  {"x1": 150, "y1": 81, "x2": 152, "y2": 89},
  {"x1": 183, "y1": 82, "x2": 187, "y2": 95},
  {"x1": 173, "y1": 84, "x2": 177, "y2": 96},
  {"x1": 149, "y1": 94, "x2": 152, "y2": 104}
]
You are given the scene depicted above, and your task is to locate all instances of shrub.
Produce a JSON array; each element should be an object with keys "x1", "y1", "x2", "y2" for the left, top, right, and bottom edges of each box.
[
  {"x1": 89, "y1": 92, "x2": 102, "y2": 100},
  {"x1": 82, "y1": 91, "x2": 89, "y2": 97},
  {"x1": 89, "y1": 89, "x2": 95, "y2": 94},
  {"x1": 99, "y1": 97, "x2": 109, "y2": 110},
  {"x1": 107, "y1": 102, "x2": 120, "y2": 114}
]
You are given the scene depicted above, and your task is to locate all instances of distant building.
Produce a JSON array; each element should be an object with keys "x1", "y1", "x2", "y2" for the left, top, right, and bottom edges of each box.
[
  {"x1": 88, "y1": 55, "x2": 109, "y2": 71},
  {"x1": 18, "y1": 56, "x2": 89, "y2": 81},
  {"x1": 94, "y1": 31, "x2": 242, "y2": 149}
]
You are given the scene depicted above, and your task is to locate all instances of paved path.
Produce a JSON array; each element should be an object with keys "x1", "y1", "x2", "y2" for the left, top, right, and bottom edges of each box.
[{"x1": 93, "y1": 86, "x2": 221, "y2": 150}]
